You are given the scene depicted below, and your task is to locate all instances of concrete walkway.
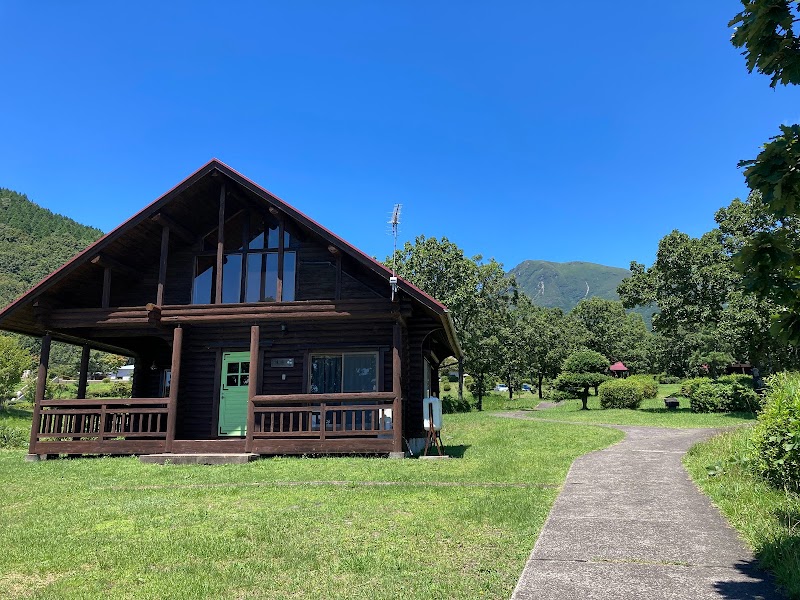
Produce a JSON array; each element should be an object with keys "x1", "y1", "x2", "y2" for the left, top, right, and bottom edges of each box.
[{"x1": 511, "y1": 426, "x2": 783, "y2": 600}]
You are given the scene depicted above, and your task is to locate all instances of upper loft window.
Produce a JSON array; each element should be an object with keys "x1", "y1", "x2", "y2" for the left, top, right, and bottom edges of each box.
[{"x1": 192, "y1": 208, "x2": 296, "y2": 304}]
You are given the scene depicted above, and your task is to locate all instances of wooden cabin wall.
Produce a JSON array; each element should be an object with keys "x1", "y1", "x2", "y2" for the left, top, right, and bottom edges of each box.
[
  {"x1": 167, "y1": 318, "x2": 396, "y2": 439},
  {"x1": 405, "y1": 311, "x2": 446, "y2": 439}
]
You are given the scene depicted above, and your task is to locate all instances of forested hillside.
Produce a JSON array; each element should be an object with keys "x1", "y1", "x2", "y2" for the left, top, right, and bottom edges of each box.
[
  {"x1": 0, "y1": 188, "x2": 103, "y2": 305},
  {"x1": 510, "y1": 259, "x2": 657, "y2": 327}
]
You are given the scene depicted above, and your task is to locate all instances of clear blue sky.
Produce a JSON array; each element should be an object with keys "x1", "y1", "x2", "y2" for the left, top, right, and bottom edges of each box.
[{"x1": 2, "y1": 1, "x2": 799, "y2": 270}]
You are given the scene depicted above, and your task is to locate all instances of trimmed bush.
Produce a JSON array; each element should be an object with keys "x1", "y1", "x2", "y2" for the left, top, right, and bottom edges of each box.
[
  {"x1": 689, "y1": 383, "x2": 726, "y2": 413},
  {"x1": 688, "y1": 379, "x2": 759, "y2": 413},
  {"x1": 717, "y1": 374, "x2": 753, "y2": 387},
  {"x1": 598, "y1": 379, "x2": 644, "y2": 409},
  {"x1": 441, "y1": 394, "x2": 471, "y2": 414},
  {"x1": 628, "y1": 374, "x2": 659, "y2": 399},
  {"x1": 442, "y1": 383, "x2": 451, "y2": 392},
  {"x1": 545, "y1": 388, "x2": 572, "y2": 402},
  {"x1": 680, "y1": 377, "x2": 712, "y2": 398},
  {"x1": 657, "y1": 374, "x2": 682, "y2": 384},
  {"x1": 750, "y1": 372, "x2": 800, "y2": 492},
  {"x1": 447, "y1": 374, "x2": 458, "y2": 383}
]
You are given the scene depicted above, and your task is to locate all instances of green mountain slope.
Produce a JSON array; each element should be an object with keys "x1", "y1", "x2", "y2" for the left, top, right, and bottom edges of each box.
[
  {"x1": 0, "y1": 188, "x2": 103, "y2": 306},
  {"x1": 509, "y1": 259, "x2": 657, "y2": 325}
]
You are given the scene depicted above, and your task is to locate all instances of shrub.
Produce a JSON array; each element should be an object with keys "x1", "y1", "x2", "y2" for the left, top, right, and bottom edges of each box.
[
  {"x1": 545, "y1": 388, "x2": 572, "y2": 402},
  {"x1": 442, "y1": 383, "x2": 451, "y2": 392},
  {"x1": 688, "y1": 379, "x2": 759, "y2": 413},
  {"x1": 110, "y1": 381, "x2": 132, "y2": 398},
  {"x1": 750, "y1": 372, "x2": 800, "y2": 492},
  {"x1": 657, "y1": 373, "x2": 682, "y2": 384},
  {"x1": 628, "y1": 374, "x2": 658, "y2": 399},
  {"x1": 689, "y1": 383, "x2": 726, "y2": 413},
  {"x1": 598, "y1": 379, "x2": 644, "y2": 409},
  {"x1": 680, "y1": 377, "x2": 712, "y2": 398},
  {"x1": 0, "y1": 424, "x2": 27, "y2": 449},
  {"x1": 441, "y1": 394, "x2": 471, "y2": 414},
  {"x1": 717, "y1": 374, "x2": 753, "y2": 387},
  {"x1": 447, "y1": 374, "x2": 458, "y2": 383}
]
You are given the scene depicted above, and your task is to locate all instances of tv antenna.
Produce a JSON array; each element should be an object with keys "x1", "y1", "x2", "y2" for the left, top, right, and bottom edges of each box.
[{"x1": 389, "y1": 204, "x2": 401, "y2": 300}]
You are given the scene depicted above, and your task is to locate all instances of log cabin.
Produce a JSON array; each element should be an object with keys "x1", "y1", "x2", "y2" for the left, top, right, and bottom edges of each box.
[{"x1": 0, "y1": 160, "x2": 461, "y2": 460}]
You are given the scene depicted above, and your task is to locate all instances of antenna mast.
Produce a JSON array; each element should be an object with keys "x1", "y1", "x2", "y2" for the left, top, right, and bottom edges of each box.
[
  {"x1": 390, "y1": 204, "x2": 402, "y2": 275},
  {"x1": 389, "y1": 204, "x2": 402, "y2": 300}
]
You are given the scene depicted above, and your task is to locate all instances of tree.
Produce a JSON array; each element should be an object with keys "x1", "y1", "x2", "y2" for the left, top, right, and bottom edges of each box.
[
  {"x1": 570, "y1": 297, "x2": 654, "y2": 371},
  {"x1": 554, "y1": 350, "x2": 610, "y2": 410},
  {"x1": 729, "y1": 1, "x2": 800, "y2": 343},
  {"x1": 518, "y1": 299, "x2": 587, "y2": 398},
  {"x1": 388, "y1": 236, "x2": 517, "y2": 407},
  {"x1": 0, "y1": 335, "x2": 31, "y2": 405}
]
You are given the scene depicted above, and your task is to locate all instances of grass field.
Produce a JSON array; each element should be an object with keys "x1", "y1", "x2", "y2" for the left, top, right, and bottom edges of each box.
[
  {"x1": 684, "y1": 428, "x2": 800, "y2": 598},
  {"x1": 0, "y1": 411, "x2": 622, "y2": 599},
  {"x1": 514, "y1": 383, "x2": 758, "y2": 428}
]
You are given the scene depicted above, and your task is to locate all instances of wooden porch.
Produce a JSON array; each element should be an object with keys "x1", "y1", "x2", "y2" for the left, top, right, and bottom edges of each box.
[
  {"x1": 28, "y1": 320, "x2": 405, "y2": 459},
  {"x1": 29, "y1": 393, "x2": 401, "y2": 457}
]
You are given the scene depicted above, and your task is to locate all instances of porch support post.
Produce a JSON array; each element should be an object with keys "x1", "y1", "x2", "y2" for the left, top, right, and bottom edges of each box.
[
  {"x1": 245, "y1": 325, "x2": 259, "y2": 453},
  {"x1": 165, "y1": 325, "x2": 183, "y2": 452},
  {"x1": 156, "y1": 225, "x2": 170, "y2": 306},
  {"x1": 29, "y1": 332, "x2": 52, "y2": 453},
  {"x1": 392, "y1": 320, "x2": 403, "y2": 454},
  {"x1": 214, "y1": 182, "x2": 226, "y2": 304},
  {"x1": 76, "y1": 344, "x2": 90, "y2": 399}
]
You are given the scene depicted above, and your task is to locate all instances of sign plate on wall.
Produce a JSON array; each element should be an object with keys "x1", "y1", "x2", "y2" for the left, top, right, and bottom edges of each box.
[{"x1": 270, "y1": 358, "x2": 294, "y2": 368}]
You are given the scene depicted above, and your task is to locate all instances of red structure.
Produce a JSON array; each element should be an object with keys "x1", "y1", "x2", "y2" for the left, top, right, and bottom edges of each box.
[{"x1": 609, "y1": 361, "x2": 629, "y2": 378}]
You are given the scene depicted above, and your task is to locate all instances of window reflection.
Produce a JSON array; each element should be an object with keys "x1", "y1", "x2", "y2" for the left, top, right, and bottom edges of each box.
[{"x1": 192, "y1": 208, "x2": 297, "y2": 304}]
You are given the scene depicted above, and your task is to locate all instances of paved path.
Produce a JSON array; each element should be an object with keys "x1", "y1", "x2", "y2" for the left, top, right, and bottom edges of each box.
[{"x1": 511, "y1": 426, "x2": 783, "y2": 600}]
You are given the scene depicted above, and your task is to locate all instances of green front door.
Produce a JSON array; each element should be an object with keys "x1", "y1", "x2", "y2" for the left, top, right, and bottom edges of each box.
[{"x1": 218, "y1": 351, "x2": 251, "y2": 436}]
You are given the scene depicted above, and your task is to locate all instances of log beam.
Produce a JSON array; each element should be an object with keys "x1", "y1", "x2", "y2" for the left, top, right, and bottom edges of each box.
[
  {"x1": 215, "y1": 182, "x2": 226, "y2": 304},
  {"x1": 29, "y1": 332, "x2": 52, "y2": 453},
  {"x1": 156, "y1": 225, "x2": 170, "y2": 306},
  {"x1": 245, "y1": 325, "x2": 259, "y2": 453},
  {"x1": 101, "y1": 267, "x2": 111, "y2": 308},
  {"x1": 165, "y1": 326, "x2": 183, "y2": 453},
  {"x1": 276, "y1": 216, "x2": 285, "y2": 301},
  {"x1": 91, "y1": 254, "x2": 139, "y2": 280},
  {"x1": 392, "y1": 320, "x2": 403, "y2": 454},
  {"x1": 76, "y1": 344, "x2": 90, "y2": 399},
  {"x1": 151, "y1": 213, "x2": 194, "y2": 245}
]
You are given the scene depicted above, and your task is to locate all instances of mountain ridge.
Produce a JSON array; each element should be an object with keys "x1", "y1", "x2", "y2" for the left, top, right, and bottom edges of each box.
[{"x1": 509, "y1": 259, "x2": 655, "y2": 325}]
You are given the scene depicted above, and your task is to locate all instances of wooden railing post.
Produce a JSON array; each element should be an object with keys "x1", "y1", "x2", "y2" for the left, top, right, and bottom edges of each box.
[
  {"x1": 165, "y1": 326, "x2": 183, "y2": 453},
  {"x1": 245, "y1": 325, "x2": 259, "y2": 453},
  {"x1": 392, "y1": 320, "x2": 403, "y2": 454}
]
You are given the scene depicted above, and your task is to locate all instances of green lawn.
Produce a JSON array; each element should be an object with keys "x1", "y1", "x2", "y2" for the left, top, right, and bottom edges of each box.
[
  {"x1": 0, "y1": 412, "x2": 622, "y2": 599},
  {"x1": 516, "y1": 383, "x2": 758, "y2": 428},
  {"x1": 684, "y1": 428, "x2": 800, "y2": 598}
]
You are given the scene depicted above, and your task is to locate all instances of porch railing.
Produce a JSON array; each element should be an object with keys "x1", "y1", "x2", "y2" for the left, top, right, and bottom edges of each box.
[
  {"x1": 32, "y1": 398, "x2": 169, "y2": 455},
  {"x1": 247, "y1": 392, "x2": 398, "y2": 452}
]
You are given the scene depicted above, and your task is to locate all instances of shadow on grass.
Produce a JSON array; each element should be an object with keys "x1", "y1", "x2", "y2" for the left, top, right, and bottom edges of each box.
[
  {"x1": 713, "y1": 558, "x2": 786, "y2": 599},
  {"x1": 0, "y1": 405, "x2": 33, "y2": 418},
  {"x1": 443, "y1": 444, "x2": 470, "y2": 458}
]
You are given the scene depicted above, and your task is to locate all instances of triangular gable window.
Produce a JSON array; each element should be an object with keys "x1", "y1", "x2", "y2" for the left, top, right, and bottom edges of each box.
[{"x1": 192, "y1": 208, "x2": 295, "y2": 304}]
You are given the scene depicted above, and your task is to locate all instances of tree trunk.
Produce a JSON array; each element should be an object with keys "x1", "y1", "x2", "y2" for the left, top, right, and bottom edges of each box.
[
  {"x1": 458, "y1": 357, "x2": 464, "y2": 402},
  {"x1": 538, "y1": 373, "x2": 544, "y2": 399},
  {"x1": 580, "y1": 387, "x2": 590, "y2": 410},
  {"x1": 475, "y1": 372, "x2": 483, "y2": 411}
]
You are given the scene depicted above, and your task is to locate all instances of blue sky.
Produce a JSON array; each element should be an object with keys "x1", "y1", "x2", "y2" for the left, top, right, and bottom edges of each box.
[{"x1": 2, "y1": 1, "x2": 799, "y2": 270}]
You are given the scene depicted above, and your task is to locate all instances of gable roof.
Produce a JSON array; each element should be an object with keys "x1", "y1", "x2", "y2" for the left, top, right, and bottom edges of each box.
[{"x1": 0, "y1": 159, "x2": 462, "y2": 358}]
